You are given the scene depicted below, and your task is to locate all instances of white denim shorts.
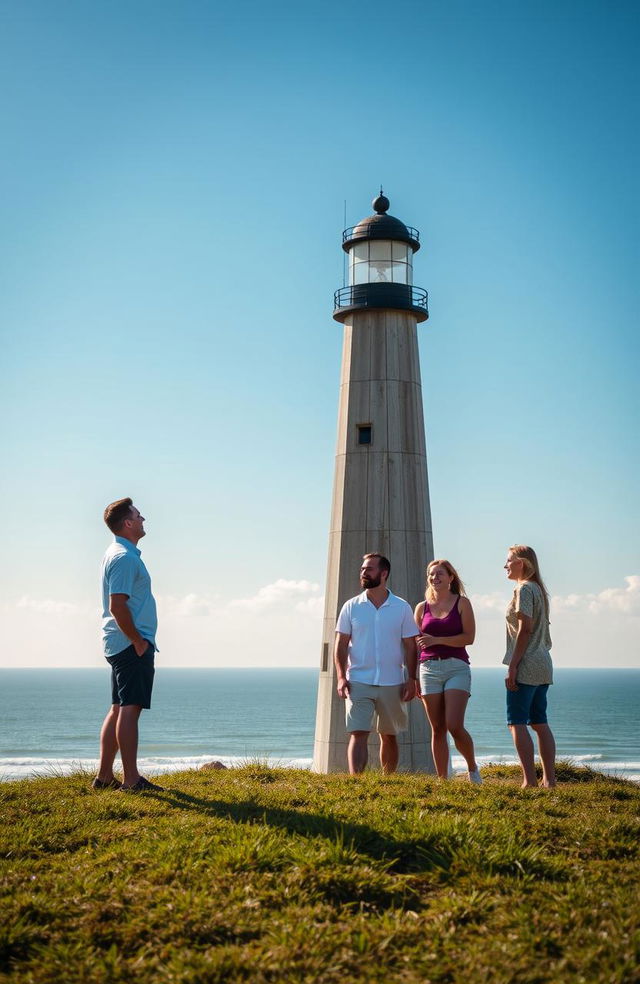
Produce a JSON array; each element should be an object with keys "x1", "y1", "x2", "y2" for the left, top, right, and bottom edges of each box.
[
  {"x1": 345, "y1": 681, "x2": 408, "y2": 735},
  {"x1": 419, "y1": 658, "x2": 471, "y2": 696}
]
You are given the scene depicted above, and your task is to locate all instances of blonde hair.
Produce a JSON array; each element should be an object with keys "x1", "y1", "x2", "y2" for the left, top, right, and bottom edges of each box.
[
  {"x1": 509, "y1": 544, "x2": 550, "y2": 620},
  {"x1": 425, "y1": 559, "x2": 467, "y2": 603}
]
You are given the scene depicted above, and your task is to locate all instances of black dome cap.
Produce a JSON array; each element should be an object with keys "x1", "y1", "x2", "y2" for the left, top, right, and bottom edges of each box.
[{"x1": 343, "y1": 190, "x2": 420, "y2": 252}]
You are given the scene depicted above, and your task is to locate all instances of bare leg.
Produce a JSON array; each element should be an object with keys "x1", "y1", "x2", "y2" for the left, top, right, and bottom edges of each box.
[
  {"x1": 509, "y1": 724, "x2": 538, "y2": 787},
  {"x1": 116, "y1": 705, "x2": 143, "y2": 786},
  {"x1": 347, "y1": 731, "x2": 369, "y2": 775},
  {"x1": 97, "y1": 704, "x2": 120, "y2": 782},
  {"x1": 379, "y1": 733, "x2": 399, "y2": 774},
  {"x1": 444, "y1": 690, "x2": 478, "y2": 773},
  {"x1": 422, "y1": 694, "x2": 449, "y2": 778},
  {"x1": 532, "y1": 723, "x2": 557, "y2": 787}
]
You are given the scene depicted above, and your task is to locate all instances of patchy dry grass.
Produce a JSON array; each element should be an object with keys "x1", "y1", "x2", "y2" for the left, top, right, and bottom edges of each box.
[{"x1": 1, "y1": 764, "x2": 638, "y2": 982}]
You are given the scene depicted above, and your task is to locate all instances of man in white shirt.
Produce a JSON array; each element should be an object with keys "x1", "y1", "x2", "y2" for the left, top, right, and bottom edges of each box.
[{"x1": 335, "y1": 553, "x2": 419, "y2": 774}]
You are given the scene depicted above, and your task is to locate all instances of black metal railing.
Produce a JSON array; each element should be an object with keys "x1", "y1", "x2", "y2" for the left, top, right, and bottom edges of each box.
[
  {"x1": 334, "y1": 284, "x2": 428, "y2": 315},
  {"x1": 343, "y1": 223, "x2": 420, "y2": 245}
]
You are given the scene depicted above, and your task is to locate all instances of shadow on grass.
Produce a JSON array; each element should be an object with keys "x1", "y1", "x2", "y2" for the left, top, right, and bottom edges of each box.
[{"x1": 156, "y1": 789, "x2": 452, "y2": 874}]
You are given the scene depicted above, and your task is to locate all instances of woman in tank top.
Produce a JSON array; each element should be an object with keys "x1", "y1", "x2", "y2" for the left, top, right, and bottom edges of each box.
[
  {"x1": 414, "y1": 559, "x2": 482, "y2": 783},
  {"x1": 503, "y1": 544, "x2": 556, "y2": 788}
]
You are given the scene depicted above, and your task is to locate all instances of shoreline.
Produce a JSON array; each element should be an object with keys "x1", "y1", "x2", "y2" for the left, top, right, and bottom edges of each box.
[{"x1": 2, "y1": 753, "x2": 639, "y2": 785}]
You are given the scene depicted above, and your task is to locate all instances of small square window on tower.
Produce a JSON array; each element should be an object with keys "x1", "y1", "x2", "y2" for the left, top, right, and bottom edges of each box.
[
  {"x1": 357, "y1": 424, "x2": 372, "y2": 445},
  {"x1": 321, "y1": 643, "x2": 329, "y2": 672}
]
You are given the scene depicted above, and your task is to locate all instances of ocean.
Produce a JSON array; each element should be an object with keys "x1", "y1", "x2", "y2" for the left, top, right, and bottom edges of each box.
[{"x1": 0, "y1": 667, "x2": 638, "y2": 782}]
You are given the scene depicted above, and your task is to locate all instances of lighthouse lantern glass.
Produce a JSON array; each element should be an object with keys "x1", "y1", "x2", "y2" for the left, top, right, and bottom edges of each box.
[{"x1": 349, "y1": 240, "x2": 413, "y2": 286}]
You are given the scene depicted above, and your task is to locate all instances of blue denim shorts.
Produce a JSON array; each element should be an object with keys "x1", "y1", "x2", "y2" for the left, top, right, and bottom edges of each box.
[
  {"x1": 506, "y1": 683, "x2": 549, "y2": 726},
  {"x1": 107, "y1": 643, "x2": 155, "y2": 709}
]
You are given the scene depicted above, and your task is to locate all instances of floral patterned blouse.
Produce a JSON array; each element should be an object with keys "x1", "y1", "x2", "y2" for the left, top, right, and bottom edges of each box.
[{"x1": 503, "y1": 581, "x2": 553, "y2": 685}]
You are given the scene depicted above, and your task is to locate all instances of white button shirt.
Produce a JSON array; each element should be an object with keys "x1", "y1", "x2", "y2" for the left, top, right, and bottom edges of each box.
[{"x1": 336, "y1": 590, "x2": 418, "y2": 686}]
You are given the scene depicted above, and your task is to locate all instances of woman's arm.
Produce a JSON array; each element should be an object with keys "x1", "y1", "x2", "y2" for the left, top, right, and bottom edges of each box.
[
  {"x1": 418, "y1": 596, "x2": 476, "y2": 649},
  {"x1": 505, "y1": 612, "x2": 533, "y2": 690},
  {"x1": 414, "y1": 601, "x2": 427, "y2": 655}
]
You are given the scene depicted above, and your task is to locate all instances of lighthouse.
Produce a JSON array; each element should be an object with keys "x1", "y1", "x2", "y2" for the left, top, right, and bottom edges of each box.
[{"x1": 312, "y1": 191, "x2": 436, "y2": 773}]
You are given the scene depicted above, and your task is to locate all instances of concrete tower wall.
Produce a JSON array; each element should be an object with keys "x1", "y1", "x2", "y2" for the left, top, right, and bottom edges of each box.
[{"x1": 312, "y1": 309, "x2": 436, "y2": 773}]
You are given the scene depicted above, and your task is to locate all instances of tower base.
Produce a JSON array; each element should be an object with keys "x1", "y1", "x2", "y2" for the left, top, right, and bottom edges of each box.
[{"x1": 312, "y1": 674, "x2": 436, "y2": 773}]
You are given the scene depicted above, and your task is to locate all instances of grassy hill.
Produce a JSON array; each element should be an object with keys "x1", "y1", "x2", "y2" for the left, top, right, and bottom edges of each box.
[{"x1": 1, "y1": 763, "x2": 638, "y2": 983}]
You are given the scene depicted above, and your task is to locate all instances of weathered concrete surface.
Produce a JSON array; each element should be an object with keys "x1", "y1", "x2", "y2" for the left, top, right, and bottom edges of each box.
[{"x1": 312, "y1": 310, "x2": 436, "y2": 773}]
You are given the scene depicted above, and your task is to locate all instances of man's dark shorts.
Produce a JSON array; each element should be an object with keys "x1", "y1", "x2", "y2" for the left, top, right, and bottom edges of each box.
[{"x1": 107, "y1": 643, "x2": 155, "y2": 709}]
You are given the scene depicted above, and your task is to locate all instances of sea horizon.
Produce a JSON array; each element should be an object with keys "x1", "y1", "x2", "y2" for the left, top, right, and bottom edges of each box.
[{"x1": 4, "y1": 662, "x2": 637, "y2": 670}]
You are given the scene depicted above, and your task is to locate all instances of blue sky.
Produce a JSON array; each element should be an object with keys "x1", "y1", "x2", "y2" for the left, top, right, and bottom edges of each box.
[{"x1": 1, "y1": 0, "x2": 638, "y2": 667}]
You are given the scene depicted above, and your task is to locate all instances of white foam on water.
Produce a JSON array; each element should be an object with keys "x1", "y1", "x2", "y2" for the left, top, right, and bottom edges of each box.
[
  {"x1": 1, "y1": 754, "x2": 638, "y2": 783},
  {"x1": 568, "y1": 753, "x2": 605, "y2": 762},
  {"x1": 450, "y1": 753, "x2": 640, "y2": 782},
  {"x1": 0, "y1": 754, "x2": 314, "y2": 782},
  {"x1": 452, "y1": 753, "x2": 515, "y2": 769}
]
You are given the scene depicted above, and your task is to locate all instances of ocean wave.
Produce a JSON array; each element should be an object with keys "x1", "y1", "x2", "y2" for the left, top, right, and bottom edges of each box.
[
  {"x1": 567, "y1": 753, "x2": 604, "y2": 762},
  {"x1": 592, "y1": 762, "x2": 640, "y2": 771},
  {"x1": 453, "y1": 754, "x2": 515, "y2": 767},
  {"x1": 0, "y1": 754, "x2": 314, "y2": 782},
  {"x1": 0, "y1": 757, "x2": 83, "y2": 767},
  {"x1": 451, "y1": 754, "x2": 640, "y2": 781},
  {"x1": 1, "y1": 754, "x2": 638, "y2": 783}
]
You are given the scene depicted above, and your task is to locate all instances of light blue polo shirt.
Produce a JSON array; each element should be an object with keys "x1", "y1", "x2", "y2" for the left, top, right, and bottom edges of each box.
[{"x1": 101, "y1": 536, "x2": 158, "y2": 657}]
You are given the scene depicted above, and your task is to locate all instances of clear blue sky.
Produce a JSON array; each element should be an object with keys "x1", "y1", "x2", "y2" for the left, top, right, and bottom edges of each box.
[{"x1": 1, "y1": 0, "x2": 638, "y2": 667}]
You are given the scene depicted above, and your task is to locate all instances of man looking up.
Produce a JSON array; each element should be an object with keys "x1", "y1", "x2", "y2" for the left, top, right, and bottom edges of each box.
[
  {"x1": 335, "y1": 553, "x2": 419, "y2": 775},
  {"x1": 93, "y1": 497, "x2": 163, "y2": 793}
]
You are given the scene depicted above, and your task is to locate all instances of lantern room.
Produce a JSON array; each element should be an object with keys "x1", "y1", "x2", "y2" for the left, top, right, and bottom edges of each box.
[{"x1": 333, "y1": 191, "x2": 428, "y2": 323}]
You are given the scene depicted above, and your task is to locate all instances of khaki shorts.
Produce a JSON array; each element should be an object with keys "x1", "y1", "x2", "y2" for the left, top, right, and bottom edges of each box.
[{"x1": 345, "y1": 681, "x2": 408, "y2": 735}]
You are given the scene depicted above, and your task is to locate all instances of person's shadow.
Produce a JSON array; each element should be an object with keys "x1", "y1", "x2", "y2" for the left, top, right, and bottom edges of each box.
[{"x1": 155, "y1": 787, "x2": 452, "y2": 874}]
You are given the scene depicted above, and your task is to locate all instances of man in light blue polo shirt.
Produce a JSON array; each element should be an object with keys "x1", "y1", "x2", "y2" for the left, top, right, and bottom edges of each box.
[
  {"x1": 93, "y1": 497, "x2": 163, "y2": 793},
  {"x1": 335, "y1": 553, "x2": 419, "y2": 775}
]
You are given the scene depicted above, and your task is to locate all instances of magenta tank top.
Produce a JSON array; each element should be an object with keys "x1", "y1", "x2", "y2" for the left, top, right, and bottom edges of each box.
[{"x1": 419, "y1": 597, "x2": 470, "y2": 663}]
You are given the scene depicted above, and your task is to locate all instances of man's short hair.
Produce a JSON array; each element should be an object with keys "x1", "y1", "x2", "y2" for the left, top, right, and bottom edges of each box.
[
  {"x1": 363, "y1": 552, "x2": 391, "y2": 577},
  {"x1": 104, "y1": 497, "x2": 133, "y2": 533}
]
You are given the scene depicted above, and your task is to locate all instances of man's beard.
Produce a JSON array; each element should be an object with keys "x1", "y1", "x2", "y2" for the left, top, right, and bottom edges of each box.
[{"x1": 361, "y1": 575, "x2": 381, "y2": 588}]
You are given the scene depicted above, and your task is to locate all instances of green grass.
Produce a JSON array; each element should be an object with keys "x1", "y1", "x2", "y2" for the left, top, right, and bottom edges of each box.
[{"x1": 1, "y1": 763, "x2": 638, "y2": 983}]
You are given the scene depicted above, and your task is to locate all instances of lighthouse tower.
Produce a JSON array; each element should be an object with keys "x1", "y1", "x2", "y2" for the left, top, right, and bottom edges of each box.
[{"x1": 312, "y1": 192, "x2": 436, "y2": 773}]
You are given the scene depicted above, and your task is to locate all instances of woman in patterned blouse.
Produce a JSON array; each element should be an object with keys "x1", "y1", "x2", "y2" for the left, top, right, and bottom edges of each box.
[{"x1": 503, "y1": 545, "x2": 557, "y2": 788}]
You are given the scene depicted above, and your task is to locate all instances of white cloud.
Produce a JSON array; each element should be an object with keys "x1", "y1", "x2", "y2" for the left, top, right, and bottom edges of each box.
[
  {"x1": 3, "y1": 579, "x2": 324, "y2": 628},
  {"x1": 471, "y1": 576, "x2": 640, "y2": 619},
  {"x1": 228, "y1": 579, "x2": 322, "y2": 613},
  {"x1": 470, "y1": 592, "x2": 509, "y2": 614},
  {"x1": 469, "y1": 577, "x2": 640, "y2": 668},
  {"x1": 157, "y1": 579, "x2": 324, "y2": 668},
  {"x1": 157, "y1": 580, "x2": 324, "y2": 620},
  {"x1": 552, "y1": 575, "x2": 640, "y2": 616},
  {"x1": 159, "y1": 593, "x2": 220, "y2": 617},
  {"x1": 2, "y1": 577, "x2": 638, "y2": 667},
  {"x1": 14, "y1": 596, "x2": 83, "y2": 616},
  {"x1": 294, "y1": 594, "x2": 325, "y2": 617}
]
